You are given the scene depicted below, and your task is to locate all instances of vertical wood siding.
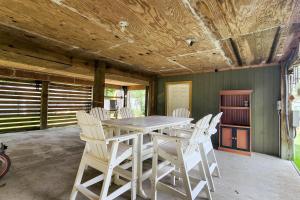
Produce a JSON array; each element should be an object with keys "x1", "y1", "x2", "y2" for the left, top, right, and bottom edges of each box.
[{"x1": 157, "y1": 66, "x2": 280, "y2": 156}]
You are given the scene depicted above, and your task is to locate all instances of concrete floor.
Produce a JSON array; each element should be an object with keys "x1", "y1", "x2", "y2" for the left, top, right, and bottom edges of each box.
[{"x1": 0, "y1": 126, "x2": 299, "y2": 200}]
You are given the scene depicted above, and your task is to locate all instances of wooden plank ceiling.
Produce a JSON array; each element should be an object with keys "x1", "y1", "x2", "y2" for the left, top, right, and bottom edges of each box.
[{"x1": 0, "y1": 0, "x2": 299, "y2": 76}]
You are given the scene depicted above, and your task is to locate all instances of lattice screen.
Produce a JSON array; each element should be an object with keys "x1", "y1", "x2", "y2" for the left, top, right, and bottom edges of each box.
[
  {"x1": 47, "y1": 82, "x2": 92, "y2": 127},
  {"x1": 0, "y1": 78, "x2": 42, "y2": 133}
]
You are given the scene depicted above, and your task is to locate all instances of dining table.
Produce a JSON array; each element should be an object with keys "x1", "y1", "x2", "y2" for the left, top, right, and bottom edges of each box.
[{"x1": 102, "y1": 115, "x2": 193, "y2": 198}]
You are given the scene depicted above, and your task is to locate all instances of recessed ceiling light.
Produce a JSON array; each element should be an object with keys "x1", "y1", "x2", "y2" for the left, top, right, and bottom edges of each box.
[
  {"x1": 119, "y1": 20, "x2": 129, "y2": 32},
  {"x1": 185, "y1": 37, "x2": 197, "y2": 47}
]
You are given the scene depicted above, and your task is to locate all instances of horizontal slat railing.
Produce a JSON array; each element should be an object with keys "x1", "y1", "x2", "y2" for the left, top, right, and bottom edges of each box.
[
  {"x1": 0, "y1": 78, "x2": 42, "y2": 133},
  {"x1": 47, "y1": 82, "x2": 92, "y2": 128}
]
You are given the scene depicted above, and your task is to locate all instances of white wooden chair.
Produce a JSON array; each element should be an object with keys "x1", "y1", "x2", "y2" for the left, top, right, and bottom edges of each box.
[
  {"x1": 172, "y1": 108, "x2": 190, "y2": 118},
  {"x1": 172, "y1": 112, "x2": 223, "y2": 192},
  {"x1": 199, "y1": 112, "x2": 223, "y2": 191},
  {"x1": 70, "y1": 111, "x2": 138, "y2": 200},
  {"x1": 151, "y1": 114, "x2": 213, "y2": 200},
  {"x1": 90, "y1": 107, "x2": 113, "y2": 138},
  {"x1": 119, "y1": 107, "x2": 134, "y2": 118},
  {"x1": 90, "y1": 107, "x2": 110, "y2": 121}
]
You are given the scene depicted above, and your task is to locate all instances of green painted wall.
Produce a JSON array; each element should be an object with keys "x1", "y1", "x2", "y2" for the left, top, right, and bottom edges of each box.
[{"x1": 157, "y1": 66, "x2": 281, "y2": 156}]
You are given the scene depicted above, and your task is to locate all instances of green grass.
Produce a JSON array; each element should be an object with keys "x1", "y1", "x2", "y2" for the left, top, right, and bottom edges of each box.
[{"x1": 294, "y1": 133, "x2": 300, "y2": 170}]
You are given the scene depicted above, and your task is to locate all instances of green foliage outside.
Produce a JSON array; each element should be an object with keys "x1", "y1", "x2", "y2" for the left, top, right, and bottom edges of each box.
[
  {"x1": 105, "y1": 88, "x2": 117, "y2": 97},
  {"x1": 105, "y1": 88, "x2": 146, "y2": 117},
  {"x1": 129, "y1": 90, "x2": 145, "y2": 117}
]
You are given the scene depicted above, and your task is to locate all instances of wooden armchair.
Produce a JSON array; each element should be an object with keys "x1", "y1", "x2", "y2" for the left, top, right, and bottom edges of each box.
[
  {"x1": 200, "y1": 112, "x2": 223, "y2": 191},
  {"x1": 151, "y1": 114, "x2": 213, "y2": 200},
  {"x1": 171, "y1": 112, "x2": 223, "y2": 191},
  {"x1": 90, "y1": 107, "x2": 110, "y2": 121},
  {"x1": 172, "y1": 107, "x2": 190, "y2": 118},
  {"x1": 119, "y1": 107, "x2": 134, "y2": 119},
  {"x1": 70, "y1": 111, "x2": 138, "y2": 200},
  {"x1": 90, "y1": 107, "x2": 113, "y2": 138}
]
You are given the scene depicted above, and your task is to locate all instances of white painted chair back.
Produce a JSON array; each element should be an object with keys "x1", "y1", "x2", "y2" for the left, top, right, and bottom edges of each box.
[
  {"x1": 76, "y1": 111, "x2": 109, "y2": 160},
  {"x1": 206, "y1": 112, "x2": 223, "y2": 136},
  {"x1": 185, "y1": 114, "x2": 212, "y2": 154},
  {"x1": 119, "y1": 107, "x2": 134, "y2": 118},
  {"x1": 90, "y1": 107, "x2": 110, "y2": 121},
  {"x1": 172, "y1": 108, "x2": 190, "y2": 118}
]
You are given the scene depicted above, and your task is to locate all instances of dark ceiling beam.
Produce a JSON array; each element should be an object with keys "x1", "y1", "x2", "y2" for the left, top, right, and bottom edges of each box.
[
  {"x1": 267, "y1": 26, "x2": 282, "y2": 64},
  {"x1": 105, "y1": 64, "x2": 154, "y2": 82},
  {"x1": 181, "y1": 0, "x2": 233, "y2": 66},
  {"x1": 229, "y1": 38, "x2": 243, "y2": 66}
]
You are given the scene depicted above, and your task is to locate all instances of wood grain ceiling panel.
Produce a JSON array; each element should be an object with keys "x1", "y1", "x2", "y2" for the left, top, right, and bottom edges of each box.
[
  {"x1": 192, "y1": 0, "x2": 294, "y2": 38},
  {"x1": 170, "y1": 49, "x2": 232, "y2": 72},
  {"x1": 59, "y1": 0, "x2": 215, "y2": 56},
  {"x1": 0, "y1": 0, "x2": 298, "y2": 75},
  {"x1": 233, "y1": 27, "x2": 279, "y2": 65}
]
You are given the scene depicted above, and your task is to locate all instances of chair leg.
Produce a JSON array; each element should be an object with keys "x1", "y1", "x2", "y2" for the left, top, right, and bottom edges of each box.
[
  {"x1": 197, "y1": 160, "x2": 212, "y2": 200},
  {"x1": 99, "y1": 166, "x2": 114, "y2": 200},
  {"x1": 70, "y1": 154, "x2": 87, "y2": 200},
  {"x1": 131, "y1": 138, "x2": 138, "y2": 200},
  {"x1": 211, "y1": 149, "x2": 221, "y2": 178},
  {"x1": 151, "y1": 143, "x2": 159, "y2": 200},
  {"x1": 178, "y1": 152, "x2": 193, "y2": 200},
  {"x1": 170, "y1": 166, "x2": 176, "y2": 186},
  {"x1": 200, "y1": 145, "x2": 215, "y2": 192},
  {"x1": 204, "y1": 182, "x2": 213, "y2": 200}
]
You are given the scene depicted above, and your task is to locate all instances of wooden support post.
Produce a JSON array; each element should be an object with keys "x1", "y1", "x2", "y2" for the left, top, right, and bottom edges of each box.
[
  {"x1": 122, "y1": 86, "x2": 128, "y2": 107},
  {"x1": 40, "y1": 81, "x2": 49, "y2": 129},
  {"x1": 145, "y1": 86, "x2": 149, "y2": 116},
  {"x1": 149, "y1": 77, "x2": 157, "y2": 115},
  {"x1": 280, "y1": 64, "x2": 294, "y2": 160},
  {"x1": 92, "y1": 60, "x2": 106, "y2": 108}
]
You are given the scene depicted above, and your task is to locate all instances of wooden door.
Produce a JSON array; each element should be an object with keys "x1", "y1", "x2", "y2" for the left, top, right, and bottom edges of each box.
[
  {"x1": 221, "y1": 127, "x2": 233, "y2": 148},
  {"x1": 165, "y1": 81, "x2": 192, "y2": 116},
  {"x1": 236, "y1": 128, "x2": 250, "y2": 151}
]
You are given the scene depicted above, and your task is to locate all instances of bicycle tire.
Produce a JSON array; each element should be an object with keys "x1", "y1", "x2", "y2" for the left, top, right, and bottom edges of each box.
[{"x1": 0, "y1": 153, "x2": 11, "y2": 178}]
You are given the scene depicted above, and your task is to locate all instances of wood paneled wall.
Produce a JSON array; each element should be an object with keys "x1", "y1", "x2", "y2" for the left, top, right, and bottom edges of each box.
[{"x1": 157, "y1": 66, "x2": 281, "y2": 156}]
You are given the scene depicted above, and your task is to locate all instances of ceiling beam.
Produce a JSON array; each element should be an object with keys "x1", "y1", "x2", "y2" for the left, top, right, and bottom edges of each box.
[
  {"x1": 229, "y1": 38, "x2": 243, "y2": 66},
  {"x1": 267, "y1": 26, "x2": 282, "y2": 64},
  {"x1": 159, "y1": 63, "x2": 279, "y2": 77},
  {"x1": 181, "y1": 0, "x2": 233, "y2": 66}
]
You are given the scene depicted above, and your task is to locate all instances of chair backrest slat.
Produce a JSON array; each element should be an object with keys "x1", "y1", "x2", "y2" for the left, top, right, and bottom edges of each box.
[
  {"x1": 206, "y1": 112, "x2": 223, "y2": 136},
  {"x1": 76, "y1": 111, "x2": 109, "y2": 160},
  {"x1": 185, "y1": 114, "x2": 212, "y2": 154},
  {"x1": 172, "y1": 108, "x2": 190, "y2": 118},
  {"x1": 90, "y1": 107, "x2": 110, "y2": 121},
  {"x1": 119, "y1": 107, "x2": 134, "y2": 118}
]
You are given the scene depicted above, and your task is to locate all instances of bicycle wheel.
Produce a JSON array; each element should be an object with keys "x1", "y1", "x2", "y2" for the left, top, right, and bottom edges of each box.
[{"x1": 0, "y1": 153, "x2": 11, "y2": 178}]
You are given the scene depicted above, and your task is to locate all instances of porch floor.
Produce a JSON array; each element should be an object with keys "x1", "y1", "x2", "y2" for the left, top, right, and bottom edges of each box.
[{"x1": 0, "y1": 126, "x2": 299, "y2": 200}]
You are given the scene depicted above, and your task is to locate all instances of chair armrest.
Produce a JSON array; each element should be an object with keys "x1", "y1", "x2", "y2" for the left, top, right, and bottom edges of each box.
[
  {"x1": 172, "y1": 127, "x2": 193, "y2": 133},
  {"x1": 106, "y1": 133, "x2": 138, "y2": 142},
  {"x1": 80, "y1": 133, "x2": 138, "y2": 144},
  {"x1": 189, "y1": 123, "x2": 195, "y2": 128},
  {"x1": 80, "y1": 135, "x2": 105, "y2": 144}
]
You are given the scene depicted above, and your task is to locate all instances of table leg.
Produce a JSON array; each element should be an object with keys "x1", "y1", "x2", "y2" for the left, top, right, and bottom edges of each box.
[
  {"x1": 115, "y1": 127, "x2": 121, "y2": 136},
  {"x1": 113, "y1": 127, "x2": 121, "y2": 184},
  {"x1": 137, "y1": 132, "x2": 148, "y2": 198}
]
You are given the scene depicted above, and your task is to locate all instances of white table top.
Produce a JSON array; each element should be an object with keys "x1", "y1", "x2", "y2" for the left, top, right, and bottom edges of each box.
[{"x1": 102, "y1": 115, "x2": 193, "y2": 132}]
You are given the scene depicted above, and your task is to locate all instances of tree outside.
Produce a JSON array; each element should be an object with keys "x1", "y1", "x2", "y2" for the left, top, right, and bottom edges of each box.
[{"x1": 128, "y1": 90, "x2": 145, "y2": 117}]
